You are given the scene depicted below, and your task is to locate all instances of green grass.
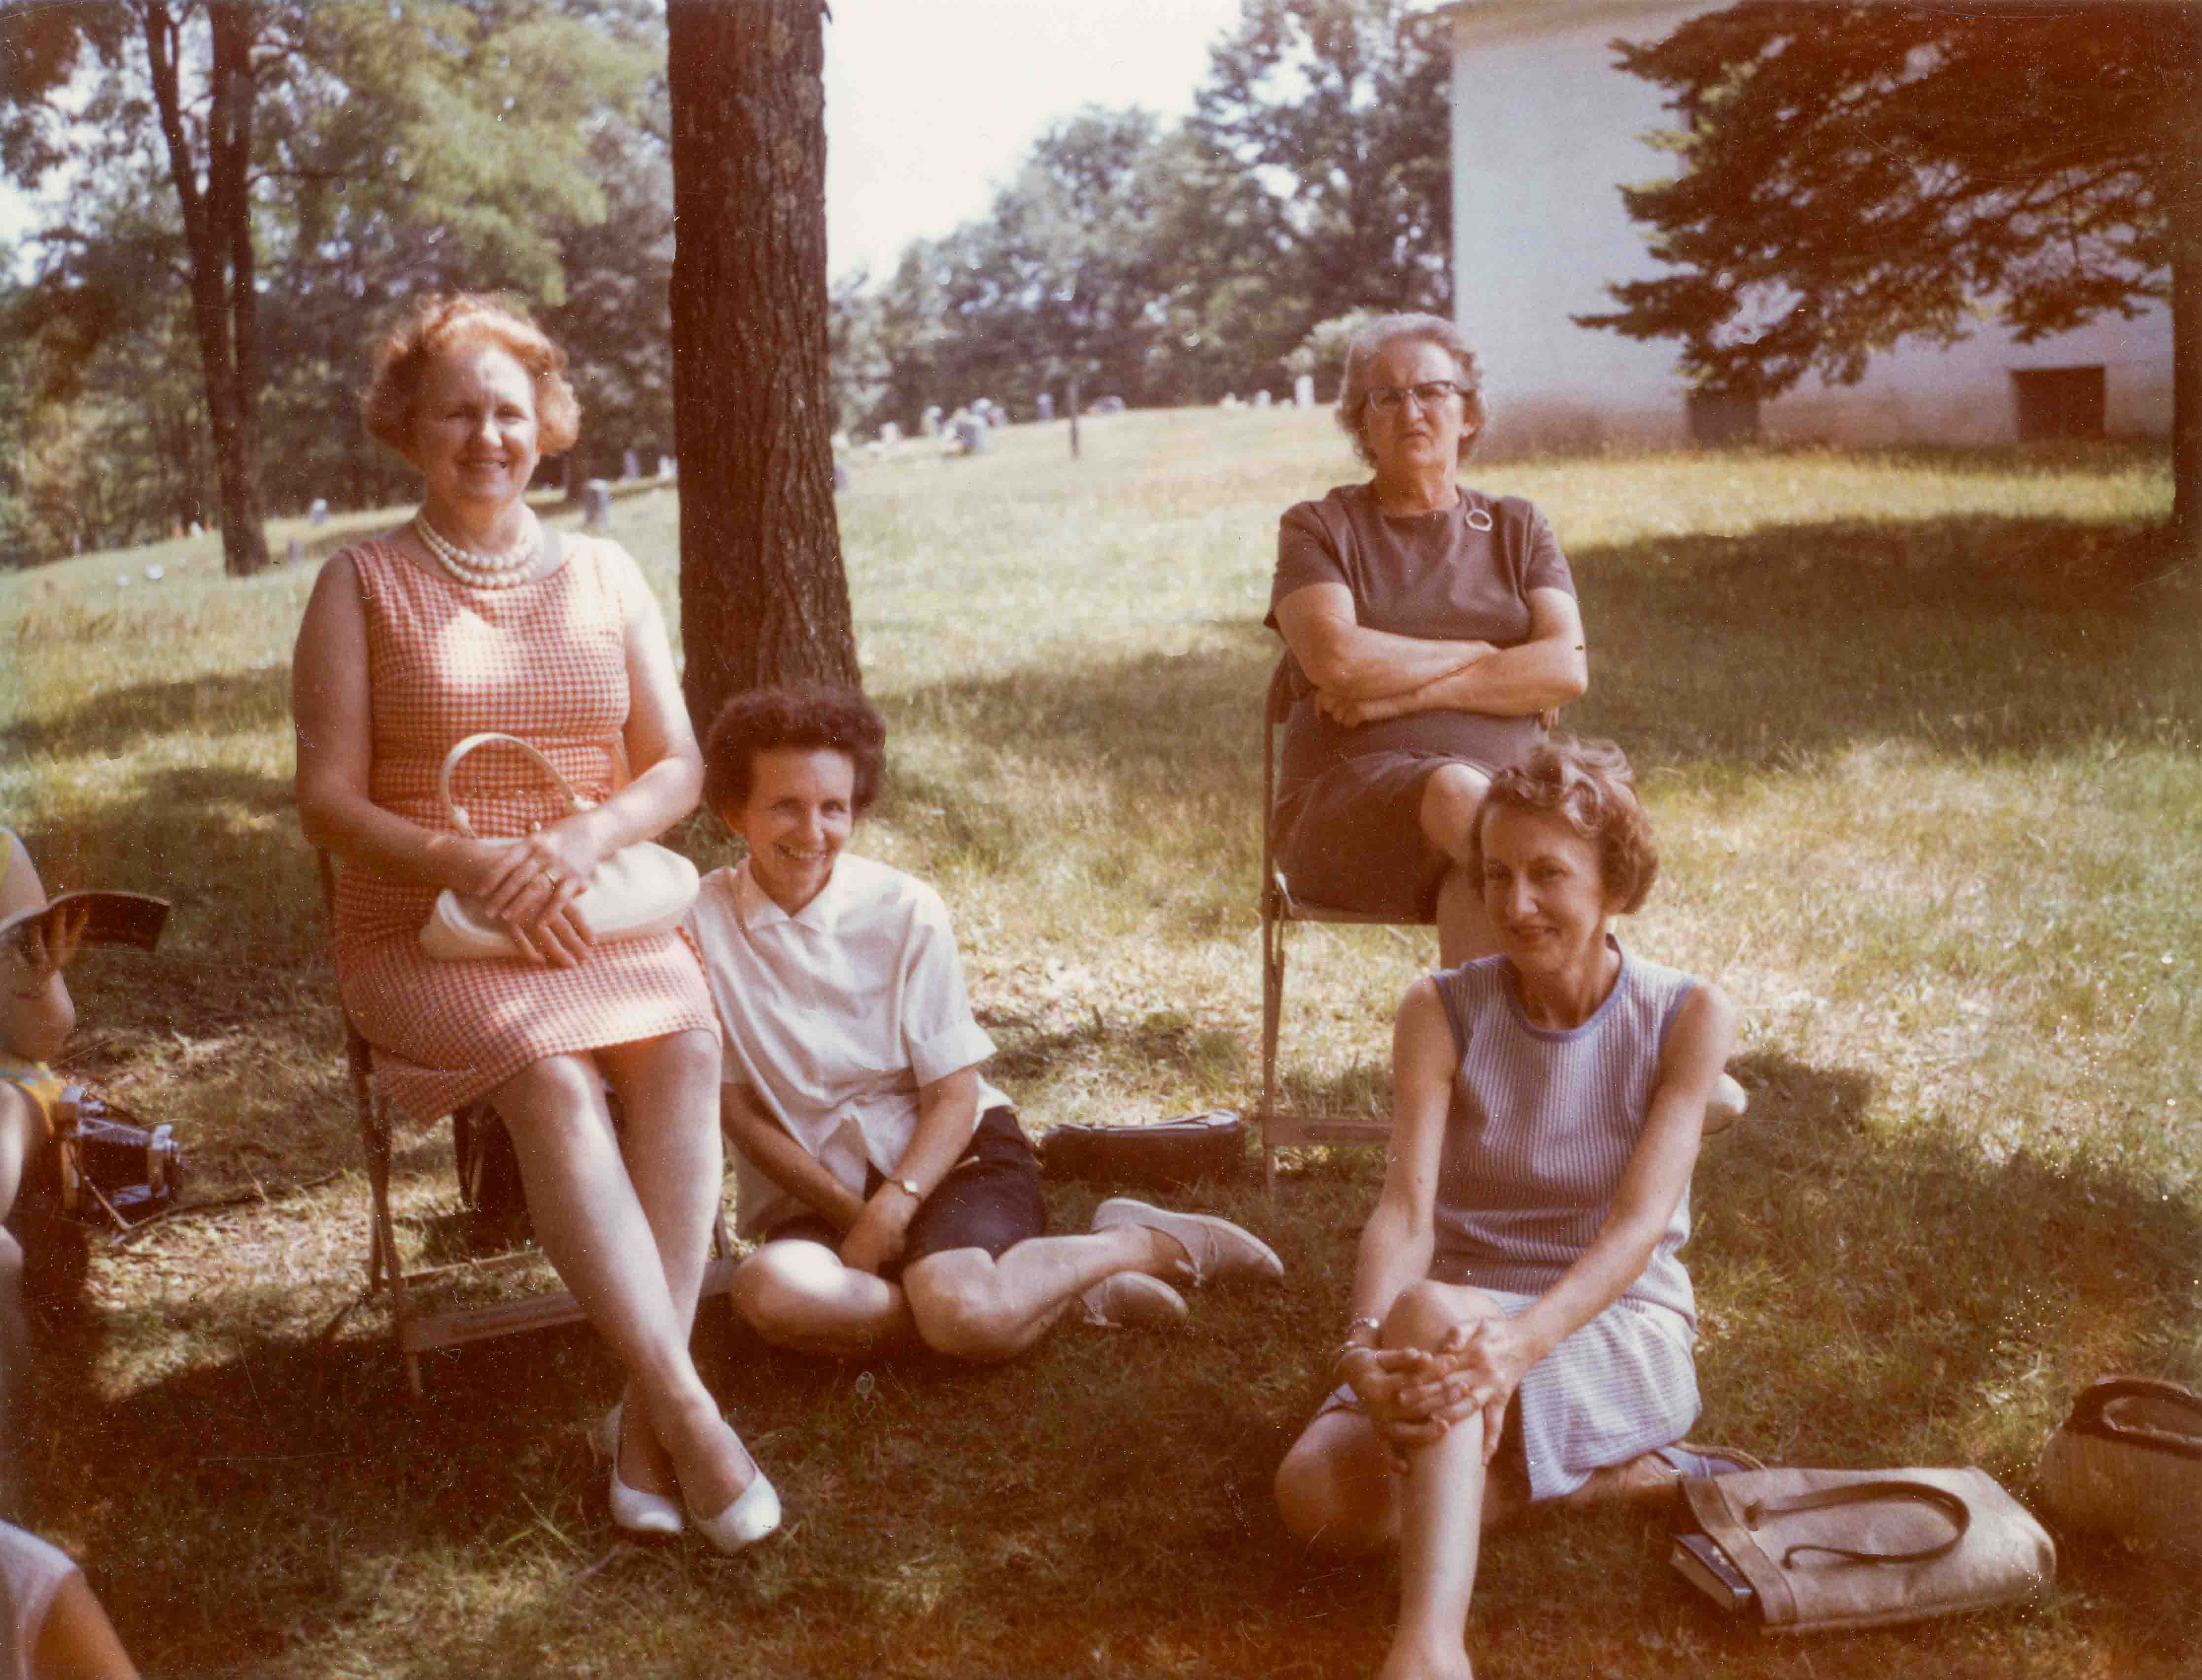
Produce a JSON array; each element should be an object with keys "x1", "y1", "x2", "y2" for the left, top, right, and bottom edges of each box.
[{"x1": 3, "y1": 408, "x2": 2199, "y2": 1676}]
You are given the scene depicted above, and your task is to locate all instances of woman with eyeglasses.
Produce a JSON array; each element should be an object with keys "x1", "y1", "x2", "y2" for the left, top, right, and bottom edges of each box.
[{"x1": 1266, "y1": 312, "x2": 1587, "y2": 966}]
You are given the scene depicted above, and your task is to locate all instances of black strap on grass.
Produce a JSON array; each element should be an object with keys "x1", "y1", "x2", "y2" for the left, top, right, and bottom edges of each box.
[{"x1": 1744, "y1": 1479, "x2": 1971, "y2": 1569}]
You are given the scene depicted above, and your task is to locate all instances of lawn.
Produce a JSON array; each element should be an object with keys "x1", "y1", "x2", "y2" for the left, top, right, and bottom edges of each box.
[{"x1": 2, "y1": 406, "x2": 2198, "y2": 1678}]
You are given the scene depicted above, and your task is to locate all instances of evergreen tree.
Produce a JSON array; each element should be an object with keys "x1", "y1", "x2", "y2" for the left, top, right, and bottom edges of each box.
[{"x1": 1579, "y1": 1, "x2": 2201, "y2": 538}]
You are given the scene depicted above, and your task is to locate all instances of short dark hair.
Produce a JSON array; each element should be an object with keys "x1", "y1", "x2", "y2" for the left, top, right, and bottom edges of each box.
[
  {"x1": 702, "y1": 683, "x2": 888, "y2": 817},
  {"x1": 1467, "y1": 739, "x2": 1659, "y2": 915}
]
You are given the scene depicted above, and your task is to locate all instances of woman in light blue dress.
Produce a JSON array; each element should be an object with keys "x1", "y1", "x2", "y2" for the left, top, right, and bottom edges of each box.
[{"x1": 1273, "y1": 741, "x2": 1752, "y2": 1680}]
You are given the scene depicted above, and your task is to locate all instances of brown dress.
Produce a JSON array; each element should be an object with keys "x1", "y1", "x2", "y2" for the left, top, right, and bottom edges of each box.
[{"x1": 330, "y1": 536, "x2": 714, "y2": 1126}]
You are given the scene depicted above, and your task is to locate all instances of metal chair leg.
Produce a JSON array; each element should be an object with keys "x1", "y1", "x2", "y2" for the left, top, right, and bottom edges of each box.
[{"x1": 1262, "y1": 888, "x2": 1286, "y2": 1200}]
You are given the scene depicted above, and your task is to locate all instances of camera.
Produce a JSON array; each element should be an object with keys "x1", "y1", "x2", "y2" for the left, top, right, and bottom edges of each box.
[{"x1": 55, "y1": 1084, "x2": 183, "y2": 1228}]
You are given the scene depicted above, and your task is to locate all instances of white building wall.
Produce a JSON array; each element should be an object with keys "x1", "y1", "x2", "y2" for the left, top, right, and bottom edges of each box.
[{"x1": 1435, "y1": 0, "x2": 2173, "y2": 450}]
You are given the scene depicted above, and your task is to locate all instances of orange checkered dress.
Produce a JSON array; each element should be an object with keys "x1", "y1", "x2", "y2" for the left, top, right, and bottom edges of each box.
[{"x1": 330, "y1": 536, "x2": 714, "y2": 1127}]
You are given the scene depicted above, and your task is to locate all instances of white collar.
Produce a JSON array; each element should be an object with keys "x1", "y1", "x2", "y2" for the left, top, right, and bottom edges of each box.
[{"x1": 733, "y1": 853, "x2": 853, "y2": 935}]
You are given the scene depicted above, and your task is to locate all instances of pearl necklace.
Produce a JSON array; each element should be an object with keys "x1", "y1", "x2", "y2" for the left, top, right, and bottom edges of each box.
[{"x1": 413, "y1": 508, "x2": 543, "y2": 590}]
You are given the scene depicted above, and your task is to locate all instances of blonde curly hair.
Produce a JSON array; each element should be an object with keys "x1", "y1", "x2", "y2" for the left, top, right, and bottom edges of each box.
[{"x1": 360, "y1": 293, "x2": 581, "y2": 458}]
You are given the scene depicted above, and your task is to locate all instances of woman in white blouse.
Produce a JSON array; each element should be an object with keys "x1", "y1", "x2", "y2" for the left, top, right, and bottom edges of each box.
[{"x1": 687, "y1": 685, "x2": 1285, "y2": 1362}]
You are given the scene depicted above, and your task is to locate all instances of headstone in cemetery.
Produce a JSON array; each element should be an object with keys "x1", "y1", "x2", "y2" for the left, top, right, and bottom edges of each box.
[
  {"x1": 145, "y1": 564, "x2": 164, "y2": 582},
  {"x1": 1253, "y1": 390, "x2": 1272, "y2": 409},
  {"x1": 954, "y1": 414, "x2": 988, "y2": 454},
  {"x1": 921, "y1": 406, "x2": 943, "y2": 438},
  {"x1": 621, "y1": 448, "x2": 640, "y2": 481},
  {"x1": 833, "y1": 459, "x2": 852, "y2": 492},
  {"x1": 1036, "y1": 392, "x2": 1054, "y2": 421},
  {"x1": 309, "y1": 497, "x2": 329, "y2": 526},
  {"x1": 1220, "y1": 393, "x2": 1241, "y2": 409},
  {"x1": 188, "y1": 520, "x2": 203, "y2": 537},
  {"x1": 584, "y1": 479, "x2": 614, "y2": 532},
  {"x1": 1092, "y1": 395, "x2": 1126, "y2": 414},
  {"x1": 659, "y1": 455, "x2": 677, "y2": 480},
  {"x1": 1294, "y1": 373, "x2": 1316, "y2": 409},
  {"x1": 880, "y1": 421, "x2": 902, "y2": 446},
  {"x1": 287, "y1": 536, "x2": 304, "y2": 566}
]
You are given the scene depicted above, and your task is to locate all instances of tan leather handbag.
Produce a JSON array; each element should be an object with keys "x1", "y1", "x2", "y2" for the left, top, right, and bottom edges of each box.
[
  {"x1": 2037, "y1": 1376, "x2": 2202, "y2": 1554},
  {"x1": 1671, "y1": 1465, "x2": 2054, "y2": 1632},
  {"x1": 419, "y1": 732, "x2": 699, "y2": 961}
]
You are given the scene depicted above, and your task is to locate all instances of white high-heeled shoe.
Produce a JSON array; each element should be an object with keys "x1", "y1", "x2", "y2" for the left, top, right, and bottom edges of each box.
[
  {"x1": 591, "y1": 1403, "x2": 684, "y2": 1539},
  {"x1": 686, "y1": 1461, "x2": 782, "y2": 1555}
]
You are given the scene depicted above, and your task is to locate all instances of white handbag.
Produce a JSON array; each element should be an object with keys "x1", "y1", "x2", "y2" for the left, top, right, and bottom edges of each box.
[{"x1": 418, "y1": 731, "x2": 700, "y2": 962}]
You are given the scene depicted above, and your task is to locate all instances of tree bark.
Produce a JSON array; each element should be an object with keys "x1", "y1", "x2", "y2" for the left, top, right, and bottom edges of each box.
[
  {"x1": 2167, "y1": 24, "x2": 2202, "y2": 554},
  {"x1": 667, "y1": 0, "x2": 859, "y2": 733},
  {"x1": 143, "y1": 0, "x2": 271, "y2": 577}
]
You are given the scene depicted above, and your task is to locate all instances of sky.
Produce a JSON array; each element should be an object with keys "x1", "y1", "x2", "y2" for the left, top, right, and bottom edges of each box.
[
  {"x1": 0, "y1": 0, "x2": 1251, "y2": 284},
  {"x1": 820, "y1": 0, "x2": 1247, "y2": 280}
]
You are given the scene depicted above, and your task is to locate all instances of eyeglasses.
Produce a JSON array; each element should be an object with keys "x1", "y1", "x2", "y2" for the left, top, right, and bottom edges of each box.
[{"x1": 1365, "y1": 381, "x2": 1467, "y2": 414}]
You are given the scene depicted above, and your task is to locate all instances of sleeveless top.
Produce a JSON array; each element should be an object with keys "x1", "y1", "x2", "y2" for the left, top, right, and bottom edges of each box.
[{"x1": 1429, "y1": 942, "x2": 1699, "y2": 1326}]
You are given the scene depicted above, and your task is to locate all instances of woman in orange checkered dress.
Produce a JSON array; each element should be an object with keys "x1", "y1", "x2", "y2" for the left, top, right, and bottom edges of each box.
[{"x1": 292, "y1": 295, "x2": 777, "y2": 1553}]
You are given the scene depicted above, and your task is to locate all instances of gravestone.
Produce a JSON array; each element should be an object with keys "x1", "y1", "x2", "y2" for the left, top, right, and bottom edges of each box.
[
  {"x1": 833, "y1": 458, "x2": 852, "y2": 491},
  {"x1": 954, "y1": 414, "x2": 987, "y2": 454},
  {"x1": 658, "y1": 455, "x2": 676, "y2": 480},
  {"x1": 1220, "y1": 393, "x2": 1241, "y2": 409},
  {"x1": 1294, "y1": 373, "x2": 1316, "y2": 409},
  {"x1": 144, "y1": 564, "x2": 164, "y2": 582},
  {"x1": 188, "y1": 520, "x2": 203, "y2": 537},
  {"x1": 309, "y1": 497, "x2": 329, "y2": 526},
  {"x1": 584, "y1": 479, "x2": 613, "y2": 532},
  {"x1": 621, "y1": 448, "x2": 640, "y2": 481},
  {"x1": 1252, "y1": 390, "x2": 1272, "y2": 409},
  {"x1": 921, "y1": 406, "x2": 943, "y2": 438},
  {"x1": 286, "y1": 537, "x2": 304, "y2": 566},
  {"x1": 880, "y1": 421, "x2": 902, "y2": 446},
  {"x1": 1036, "y1": 392, "x2": 1054, "y2": 421}
]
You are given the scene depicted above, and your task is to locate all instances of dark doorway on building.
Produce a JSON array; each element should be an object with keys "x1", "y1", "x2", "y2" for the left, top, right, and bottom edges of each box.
[
  {"x1": 2010, "y1": 365, "x2": 2106, "y2": 441},
  {"x1": 1686, "y1": 392, "x2": 1760, "y2": 446}
]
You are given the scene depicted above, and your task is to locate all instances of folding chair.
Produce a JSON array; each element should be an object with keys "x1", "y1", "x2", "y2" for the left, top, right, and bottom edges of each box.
[
  {"x1": 317, "y1": 851, "x2": 738, "y2": 1393},
  {"x1": 1257, "y1": 655, "x2": 1435, "y2": 1194}
]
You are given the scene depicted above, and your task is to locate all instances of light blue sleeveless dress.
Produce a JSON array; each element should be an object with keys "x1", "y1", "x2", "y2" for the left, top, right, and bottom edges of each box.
[{"x1": 1323, "y1": 940, "x2": 1704, "y2": 1501}]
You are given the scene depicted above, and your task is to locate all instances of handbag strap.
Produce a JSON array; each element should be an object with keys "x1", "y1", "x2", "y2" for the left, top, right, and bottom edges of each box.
[
  {"x1": 1744, "y1": 1478, "x2": 1971, "y2": 1569},
  {"x1": 436, "y1": 732, "x2": 592, "y2": 837},
  {"x1": 2061, "y1": 1376, "x2": 2202, "y2": 1457}
]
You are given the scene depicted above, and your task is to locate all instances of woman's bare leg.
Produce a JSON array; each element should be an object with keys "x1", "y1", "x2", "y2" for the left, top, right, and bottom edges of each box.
[
  {"x1": 493, "y1": 1051, "x2": 755, "y2": 1518},
  {"x1": 1375, "y1": 1281, "x2": 1516, "y2": 1680},
  {"x1": 0, "y1": 1088, "x2": 37, "y2": 1498},
  {"x1": 899, "y1": 1226, "x2": 1182, "y2": 1362},
  {"x1": 731, "y1": 1239, "x2": 915, "y2": 1355},
  {"x1": 593, "y1": 1030, "x2": 722, "y2": 1500},
  {"x1": 1418, "y1": 765, "x2": 1497, "y2": 968}
]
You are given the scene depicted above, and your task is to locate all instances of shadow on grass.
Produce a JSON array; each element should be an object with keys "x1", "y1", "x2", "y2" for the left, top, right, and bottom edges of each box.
[
  {"x1": 27, "y1": 1047, "x2": 2196, "y2": 1676},
  {"x1": 0, "y1": 665, "x2": 293, "y2": 763}
]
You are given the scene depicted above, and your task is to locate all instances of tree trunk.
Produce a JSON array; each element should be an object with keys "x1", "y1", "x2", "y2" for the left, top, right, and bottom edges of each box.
[
  {"x1": 667, "y1": 0, "x2": 859, "y2": 734},
  {"x1": 144, "y1": 0, "x2": 270, "y2": 577},
  {"x1": 2168, "y1": 37, "x2": 2202, "y2": 554}
]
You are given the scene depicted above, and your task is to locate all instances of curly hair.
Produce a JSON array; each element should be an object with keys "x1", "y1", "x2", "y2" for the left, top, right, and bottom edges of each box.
[
  {"x1": 703, "y1": 683, "x2": 889, "y2": 819},
  {"x1": 360, "y1": 292, "x2": 581, "y2": 458},
  {"x1": 1466, "y1": 739, "x2": 1659, "y2": 915},
  {"x1": 1335, "y1": 311, "x2": 1490, "y2": 471}
]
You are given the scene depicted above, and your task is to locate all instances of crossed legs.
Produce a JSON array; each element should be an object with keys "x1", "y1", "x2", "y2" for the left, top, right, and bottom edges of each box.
[
  {"x1": 493, "y1": 1029, "x2": 757, "y2": 1518},
  {"x1": 731, "y1": 1223, "x2": 1188, "y2": 1362}
]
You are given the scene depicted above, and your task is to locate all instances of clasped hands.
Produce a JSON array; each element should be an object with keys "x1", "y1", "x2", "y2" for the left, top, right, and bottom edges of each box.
[
  {"x1": 838, "y1": 1183, "x2": 916, "y2": 1276},
  {"x1": 1342, "y1": 1314, "x2": 1538, "y2": 1474},
  {"x1": 450, "y1": 816, "x2": 609, "y2": 968}
]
